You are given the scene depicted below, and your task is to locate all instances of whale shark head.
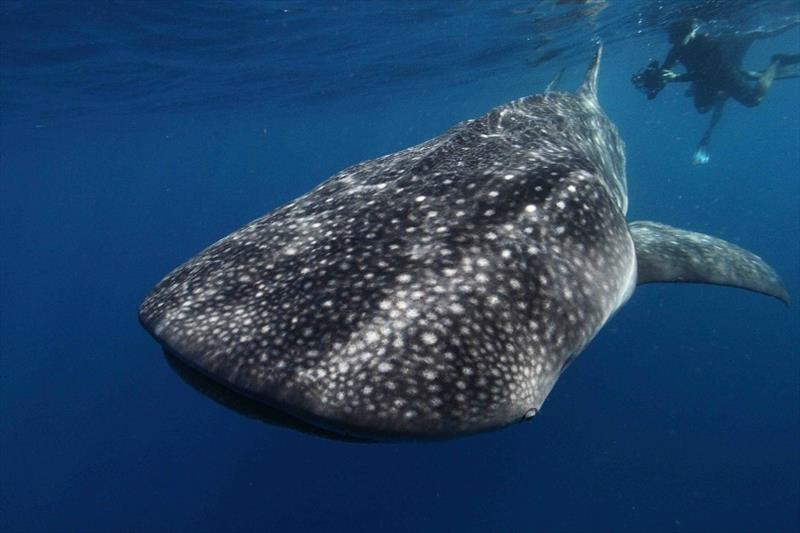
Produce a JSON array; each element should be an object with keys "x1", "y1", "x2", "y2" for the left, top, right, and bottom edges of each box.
[{"x1": 139, "y1": 46, "x2": 787, "y2": 440}]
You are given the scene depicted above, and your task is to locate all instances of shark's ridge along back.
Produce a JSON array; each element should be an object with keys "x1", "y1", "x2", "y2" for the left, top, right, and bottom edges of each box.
[
  {"x1": 578, "y1": 45, "x2": 602, "y2": 99},
  {"x1": 139, "y1": 47, "x2": 787, "y2": 440}
]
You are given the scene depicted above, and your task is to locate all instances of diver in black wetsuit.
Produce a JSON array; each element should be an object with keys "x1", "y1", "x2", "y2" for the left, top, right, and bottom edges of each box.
[{"x1": 633, "y1": 18, "x2": 800, "y2": 165}]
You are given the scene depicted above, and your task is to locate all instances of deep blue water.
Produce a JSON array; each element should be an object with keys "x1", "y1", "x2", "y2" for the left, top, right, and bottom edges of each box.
[{"x1": 1, "y1": 2, "x2": 799, "y2": 532}]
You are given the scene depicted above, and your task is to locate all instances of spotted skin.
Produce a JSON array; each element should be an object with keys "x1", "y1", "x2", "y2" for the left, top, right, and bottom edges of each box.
[
  {"x1": 630, "y1": 221, "x2": 788, "y2": 303},
  {"x1": 139, "y1": 48, "x2": 785, "y2": 439}
]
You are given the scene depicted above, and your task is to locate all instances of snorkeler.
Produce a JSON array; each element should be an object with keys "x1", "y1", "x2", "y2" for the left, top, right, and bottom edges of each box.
[{"x1": 632, "y1": 18, "x2": 800, "y2": 165}]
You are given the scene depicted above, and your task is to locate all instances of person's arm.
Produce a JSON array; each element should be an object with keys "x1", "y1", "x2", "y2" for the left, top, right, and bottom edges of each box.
[
  {"x1": 662, "y1": 46, "x2": 681, "y2": 70},
  {"x1": 656, "y1": 45, "x2": 693, "y2": 84}
]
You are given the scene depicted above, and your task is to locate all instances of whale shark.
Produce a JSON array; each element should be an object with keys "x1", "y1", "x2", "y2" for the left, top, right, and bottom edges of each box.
[{"x1": 139, "y1": 47, "x2": 788, "y2": 440}]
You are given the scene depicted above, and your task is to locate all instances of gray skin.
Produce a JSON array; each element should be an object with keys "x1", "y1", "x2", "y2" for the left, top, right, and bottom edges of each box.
[{"x1": 139, "y1": 47, "x2": 788, "y2": 441}]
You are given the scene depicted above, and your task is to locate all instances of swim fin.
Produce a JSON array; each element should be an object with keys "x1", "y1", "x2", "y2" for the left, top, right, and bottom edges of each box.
[
  {"x1": 772, "y1": 53, "x2": 800, "y2": 67},
  {"x1": 745, "y1": 54, "x2": 800, "y2": 81},
  {"x1": 693, "y1": 144, "x2": 710, "y2": 165},
  {"x1": 775, "y1": 61, "x2": 800, "y2": 80}
]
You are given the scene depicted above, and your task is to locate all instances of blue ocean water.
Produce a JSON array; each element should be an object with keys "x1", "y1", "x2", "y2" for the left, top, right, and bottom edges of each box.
[{"x1": 1, "y1": 1, "x2": 798, "y2": 531}]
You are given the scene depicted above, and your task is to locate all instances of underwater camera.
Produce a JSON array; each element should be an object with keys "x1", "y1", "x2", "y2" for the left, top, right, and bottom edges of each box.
[{"x1": 632, "y1": 59, "x2": 667, "y2": 99}]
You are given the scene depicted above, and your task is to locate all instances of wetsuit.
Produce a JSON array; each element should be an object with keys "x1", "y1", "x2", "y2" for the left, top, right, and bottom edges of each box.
[
  {"x1": 663, "y1": 32, "x2": 771, "y2": 112},
  {"x1": 638, "y1": 19, "x2": 800, "y2": 164}
]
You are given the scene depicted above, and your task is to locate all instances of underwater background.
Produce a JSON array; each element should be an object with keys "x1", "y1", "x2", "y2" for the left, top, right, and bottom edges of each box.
[{"x1": 1, "y1": 1, "x2": 798, "y2": 531}]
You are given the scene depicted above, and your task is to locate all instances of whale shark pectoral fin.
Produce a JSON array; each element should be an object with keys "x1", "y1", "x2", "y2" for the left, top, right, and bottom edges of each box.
[
  {"x1": 577, "y1": 44, "x2": 602, "y2": 99},
  {"x1": 629, "y1": 221, "x2": 790, "y2": 305}
]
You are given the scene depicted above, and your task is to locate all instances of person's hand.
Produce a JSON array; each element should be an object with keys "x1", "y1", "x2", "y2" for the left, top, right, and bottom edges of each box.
[{"x1": 660, "y1": 69, "x2": 679, "y2": 81}]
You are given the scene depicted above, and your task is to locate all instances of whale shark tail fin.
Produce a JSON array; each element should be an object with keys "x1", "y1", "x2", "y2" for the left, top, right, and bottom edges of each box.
[
  {"x1": 629, "y1": 221, "x2": 789, "y2": 305},
  {"x1": 578, "y1": 45, "x2": 602, "y2": 100}
]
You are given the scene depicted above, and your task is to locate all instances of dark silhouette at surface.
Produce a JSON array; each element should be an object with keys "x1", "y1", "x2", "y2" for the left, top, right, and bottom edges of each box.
[{"x1": 633, "y1": 18, "x2": 800, "y2": 164}]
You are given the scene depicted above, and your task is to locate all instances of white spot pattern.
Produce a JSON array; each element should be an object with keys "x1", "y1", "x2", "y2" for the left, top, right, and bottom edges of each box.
[{"x1": 140, "y1": 61, "x2": 637, "y2": 440}]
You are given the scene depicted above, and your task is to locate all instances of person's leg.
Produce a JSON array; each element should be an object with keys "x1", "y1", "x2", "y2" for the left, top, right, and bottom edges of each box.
[
  {"x1": 694, "y1": 97, "x2": 726, "y2": 165},
  {"x1": 754, "y1": 62, "x2": 778, "y2": 101},
  {"x1": 693, "y1": 83, "x2": 716, "y2": 113},
  {"x1": 729, "y1": 64, "x2": 777, "y2": 107},
  {"x1": 744, "y1": 55, "x2": 800, "y2": 82}
]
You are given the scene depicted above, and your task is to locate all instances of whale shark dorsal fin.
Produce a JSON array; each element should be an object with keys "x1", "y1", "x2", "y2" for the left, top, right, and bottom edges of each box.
[
  {"x1": 577, "y1": 45, "x2": 602, "y2": 100},
  {"x1": 545, "y1": 67, "x2": 565, "y2": 92},
  {"x1": 629, "y1": 221, "x2": 790, "y2": 305}
]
